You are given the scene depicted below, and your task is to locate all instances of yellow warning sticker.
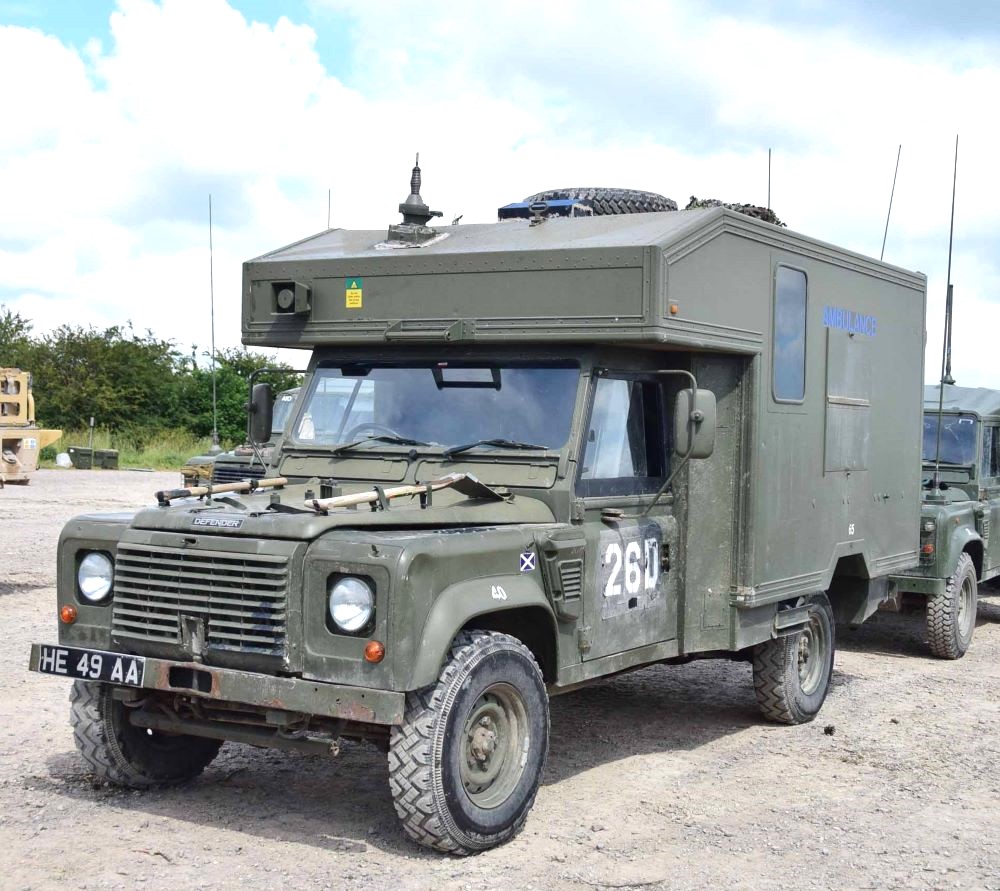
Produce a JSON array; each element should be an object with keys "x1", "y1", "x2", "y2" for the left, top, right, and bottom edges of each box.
[{"x1": 345, "y1": 276, "x2": 363, "y2": 309}]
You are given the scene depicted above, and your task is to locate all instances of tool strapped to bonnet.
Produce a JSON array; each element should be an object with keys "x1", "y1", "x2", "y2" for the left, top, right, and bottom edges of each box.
[
  {"x1": 155, "y1": 477, "x2": 288, "y2": 505},
  {"x1": 305, "y1": 473, "x2": 506, "y2": 513}
]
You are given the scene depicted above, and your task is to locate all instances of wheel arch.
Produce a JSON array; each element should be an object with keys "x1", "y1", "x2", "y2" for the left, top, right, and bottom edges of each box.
[
  {"x1": 459, "y1": 606, "x2": 558, "y2": 684},
  {"x1": 407, "y1": 575, "x2": 558, "y2": 690},
  {"x1": 960, "y1": 538, "x2": 984, "y2": 580},
  {"x1": 935, "y1": 524, "x2": 983, "y2": 581}
]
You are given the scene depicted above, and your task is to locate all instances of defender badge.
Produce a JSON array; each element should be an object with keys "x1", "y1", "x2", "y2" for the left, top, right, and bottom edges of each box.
[{"x1": 192, "y1": 516, "x2": 244, "y2": 529}]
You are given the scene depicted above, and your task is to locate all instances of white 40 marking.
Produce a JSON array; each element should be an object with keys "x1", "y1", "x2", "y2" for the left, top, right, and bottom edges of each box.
[{"x1": 604, "y1": 537, "x2": 659, "y2": 597}]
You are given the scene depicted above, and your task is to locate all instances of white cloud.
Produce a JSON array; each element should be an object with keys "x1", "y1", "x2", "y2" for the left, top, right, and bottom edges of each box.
[{"x1": 1, "y1": 0, "x2": 999, "y2": 386}]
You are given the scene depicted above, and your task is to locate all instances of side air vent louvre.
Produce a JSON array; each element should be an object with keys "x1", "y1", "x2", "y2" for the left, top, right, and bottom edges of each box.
[{"x1": 558, "y1": 559, "x2": 584, "y2": 600}]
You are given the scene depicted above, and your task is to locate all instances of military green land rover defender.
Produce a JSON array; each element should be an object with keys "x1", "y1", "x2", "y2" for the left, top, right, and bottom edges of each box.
[
  {"x1": 889, "y1": 383, "x2": 1000, "y2": 658},
  {"x1": 180, "y1": 386, "x2": 301, "y2": 487},
  {"x1": 29, "y1": 169, "x2": 927, "y2": 854},
  {"x1": 209, "y1": 387, "x2": 302, "y2": 484}
]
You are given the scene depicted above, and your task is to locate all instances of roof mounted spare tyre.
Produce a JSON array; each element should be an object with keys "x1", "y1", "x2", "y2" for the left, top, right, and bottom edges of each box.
[{"x1": 521, "y1": 187, "x2": 677, "y2": 216}]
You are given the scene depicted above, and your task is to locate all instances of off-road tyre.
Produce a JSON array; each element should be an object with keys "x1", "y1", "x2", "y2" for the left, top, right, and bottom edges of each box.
[
  {"x1": 927, "y1": 552, "x2": 977, "y2": 659},
  {"x1": 753, "y1": 594, "x2": 835, "y2": 725},
  {"x1": 70, "y1": 681, "x2": 221, "y2": 787},
  {"x1": 522, "y1": 187, "x2": 677, "y2": 215},
  {"x1": 388, "y1": 630, "x2": 549, "y2": 855}
]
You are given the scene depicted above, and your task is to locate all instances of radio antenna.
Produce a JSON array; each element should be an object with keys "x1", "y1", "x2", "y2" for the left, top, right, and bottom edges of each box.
[
  {"x1": 327, "y1": 188, "x2": 331, "y2": 229},
  {"x1": 932, "y1": 134, "x2": 960, "y2": 489},
  {"x1": 208, "y1": 194, "x2": 221, "y2": 455},
  {"x1": 767, "y1": 148, "x2": 771, "y2": 210},
  {"x1": 880, "y1": 144, "x2": 901, "y2": 261}
]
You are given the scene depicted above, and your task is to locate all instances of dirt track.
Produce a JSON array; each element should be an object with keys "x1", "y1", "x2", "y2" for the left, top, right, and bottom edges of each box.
[{"x1": 2, "y1": 469, "x2": 999, "y2": 890}]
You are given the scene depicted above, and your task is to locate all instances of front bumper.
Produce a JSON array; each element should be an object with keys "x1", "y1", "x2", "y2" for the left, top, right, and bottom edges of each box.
[{"x1": 28, "y1": 642, "x2": 404, "y2": 725}]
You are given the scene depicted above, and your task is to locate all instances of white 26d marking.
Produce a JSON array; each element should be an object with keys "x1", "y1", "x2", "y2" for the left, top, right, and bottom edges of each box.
[{"x1": 604, "y1": 537, "x2": 659, "y2": 598}]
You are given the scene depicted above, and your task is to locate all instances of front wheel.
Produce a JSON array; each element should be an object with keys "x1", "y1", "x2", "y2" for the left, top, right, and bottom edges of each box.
[
  {"x1": 70, "y1": 682, "x2": 221, "y2": 787},
  {"x1": 388, "y1": 630, "x2": 549, "y2": 854},
  {"x1": 927, "y1": 551, "x2": 977, "y2": 659},
  {"x1": 753, "y1": 594, "x2": 835, "y2": 725}
]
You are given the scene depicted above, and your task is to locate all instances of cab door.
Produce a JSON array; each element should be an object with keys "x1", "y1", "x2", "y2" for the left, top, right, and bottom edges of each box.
[
  {"x1": 576, "y1": 373, "x2": 679, "y2": 662},
  {"x1": 980, "y1": 424, "x2": 1000, "y2": 573}
]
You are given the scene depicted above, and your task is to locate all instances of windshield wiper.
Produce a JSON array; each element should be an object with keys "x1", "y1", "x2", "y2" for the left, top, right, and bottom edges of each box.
[
  {"x1": 443, "y1": 438, "x2": 548, "y2": 460},
  {"x1": 331, "y1": 434, "x2": 430, "y2": 456}
]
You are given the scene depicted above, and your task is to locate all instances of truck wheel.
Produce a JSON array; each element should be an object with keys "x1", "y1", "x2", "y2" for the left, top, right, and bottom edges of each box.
[
  {"x1": 927, "y1": 552, "x2": 977, "y2": 659},
  {"x1": 752, "y1": 594, "x2": 835, "y2": 725},
  {"x1": 522, "y1": 187, "x2": 678, "y2": 215},
  {"x1": 70, "y1": 681, "x2": 221, "y2": 788},
  {"x1": 388, "y1": 630, "x2": 549, "y2": 854}
]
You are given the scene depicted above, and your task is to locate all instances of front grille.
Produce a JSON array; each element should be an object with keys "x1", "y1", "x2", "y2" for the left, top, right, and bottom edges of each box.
[
  {"x1": 111, "y1": 543, "x2": 288, "y2": 655},
  {"x1": 212, "y1": 462, "x2": 266, "y2": 484}
]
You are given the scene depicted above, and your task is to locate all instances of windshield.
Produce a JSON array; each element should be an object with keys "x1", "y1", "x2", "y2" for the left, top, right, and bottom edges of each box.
[
  {"x1": 922, "y1": 412, "x2": 978, "y2": 465},
  {"x1": 291, "y1": 363, "x2": 580, "y2": 451},
  {"x1": 271, "y1": 389, "x2": 299, "y2": 435}
]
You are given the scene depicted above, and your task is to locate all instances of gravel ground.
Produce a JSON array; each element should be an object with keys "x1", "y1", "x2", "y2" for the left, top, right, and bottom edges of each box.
[{"x1": 2, "y1": 469, "x2": 999, "y2": 891}]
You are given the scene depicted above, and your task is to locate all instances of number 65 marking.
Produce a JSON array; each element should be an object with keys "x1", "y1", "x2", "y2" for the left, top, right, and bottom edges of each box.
[{"x1": 604, "y1": 538, "x2": 659, "y2": 597}]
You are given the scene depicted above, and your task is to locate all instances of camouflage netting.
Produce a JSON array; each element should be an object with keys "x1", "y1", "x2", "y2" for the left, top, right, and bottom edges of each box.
[
  {"x1": 523, "y1": 188, "x2": 678, "y2": 215},
  {"x1": 685, "y1": 196, "x2": 786, "y2": 227},
  {"x1": 515, "y1": 187, "x2": 785, "y2": 226}
]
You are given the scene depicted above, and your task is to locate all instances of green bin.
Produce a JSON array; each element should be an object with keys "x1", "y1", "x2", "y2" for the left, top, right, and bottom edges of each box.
[
  {"x1": 66, "y1": 447, "x2": 92, "y2": 469},
  {"x1": 94, "y1": 449, "x2": 119, "y2": 470}
]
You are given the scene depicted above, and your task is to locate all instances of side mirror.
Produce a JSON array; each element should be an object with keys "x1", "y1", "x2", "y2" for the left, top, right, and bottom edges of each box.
[
  {"x1": 674, "y1": 388, "x2": 716, "y2": 459},
  {"x1": 248, "y1": 383, "x2": 273, "y2": 445}
]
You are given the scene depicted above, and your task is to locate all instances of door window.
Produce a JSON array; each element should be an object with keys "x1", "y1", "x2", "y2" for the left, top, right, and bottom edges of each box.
[
  {"x1": 578, "y1": 377, "x2": 667, "y2": 497},
  {"x1": 982, "y1": 425, "x2": 1000, "y2": 479}
]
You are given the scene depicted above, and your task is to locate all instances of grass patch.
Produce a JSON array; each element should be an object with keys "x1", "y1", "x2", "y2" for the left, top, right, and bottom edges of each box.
[{"x1": 39, "y1": 428, "x2": 232, "y2": 471}]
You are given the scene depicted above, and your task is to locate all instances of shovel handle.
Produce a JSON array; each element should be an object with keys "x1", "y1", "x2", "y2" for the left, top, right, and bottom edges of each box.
[{"x1": 156, "y1": 476, "x2": 288, "y2": 504}]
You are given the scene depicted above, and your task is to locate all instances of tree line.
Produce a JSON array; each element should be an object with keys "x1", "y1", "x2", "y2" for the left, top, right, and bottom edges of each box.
[{"x1": 0, "y1": 306, "x2": 300, "y2": 445}]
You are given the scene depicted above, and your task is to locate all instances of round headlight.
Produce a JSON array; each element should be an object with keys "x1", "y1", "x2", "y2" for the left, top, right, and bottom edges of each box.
[
  {"x1": 328, "y1": 577, "x2": 374, "y2": 633},
  {"x1": 78, "y1": 552, "x2": 114, "y2": 603}
]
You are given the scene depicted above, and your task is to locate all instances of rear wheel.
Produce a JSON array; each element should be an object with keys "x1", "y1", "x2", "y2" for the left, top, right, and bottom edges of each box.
[
  {"x1": 753, "y1": 594, "x2": 835, "y2": 725},
  {"x1": 927, "y1": 552, "x2": 977, "y2": 659},
  {"x1": 70, "y1": 682, "x2": 221, "y2": 787},
  {"x1": 388, "y1": 630, "x2": 549, "y2": 854}
]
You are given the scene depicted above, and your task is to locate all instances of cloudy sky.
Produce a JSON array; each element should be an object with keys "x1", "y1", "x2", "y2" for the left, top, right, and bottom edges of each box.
[{"x1": 1, "y1": 0, "x2": 998, "y2": 383}]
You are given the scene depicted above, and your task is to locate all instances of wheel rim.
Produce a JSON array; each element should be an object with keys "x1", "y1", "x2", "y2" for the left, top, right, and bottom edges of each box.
[
  {"x1": 459, "y1": 682, "x2": 529, "y2": 809},
  {"x1": 958, "y1": 574, "x2": 976, "y2": 639},
  {"x1": 797, "y1": 614, "x2": 827, "y2": 696}
]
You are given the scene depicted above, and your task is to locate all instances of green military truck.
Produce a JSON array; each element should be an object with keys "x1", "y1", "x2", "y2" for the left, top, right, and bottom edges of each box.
[
  {"x1": 180, "y1": 387, "x2": 301, "y2": 487},
  {"x1": 209, "y1": 387, "x2": 301, "y2": 484},
  {"x1": 29, "y1": 174, "x2": 927, "y2": 854},
  {"x1": 889, "y1": 383, "x2": 998, "y2": 658}
]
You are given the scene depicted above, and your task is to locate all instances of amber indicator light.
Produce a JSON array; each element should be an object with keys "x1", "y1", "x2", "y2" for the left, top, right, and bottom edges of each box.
[
  {"x1": 364, "y1": 640, "x2": 386, "y2": 663},
  {"x1": 60, "y1": 605, "x2": 78, "y2": 624}
]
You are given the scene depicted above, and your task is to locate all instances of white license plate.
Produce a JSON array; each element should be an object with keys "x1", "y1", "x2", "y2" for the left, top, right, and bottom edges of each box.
[{"x1": 35, "y1": 645, "x2": 146, "y2": 687}]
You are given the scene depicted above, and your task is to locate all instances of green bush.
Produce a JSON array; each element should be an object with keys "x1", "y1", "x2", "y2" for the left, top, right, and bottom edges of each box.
[{"x1": 1, "y1": 305, "x2": 301, "y2": 449}]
